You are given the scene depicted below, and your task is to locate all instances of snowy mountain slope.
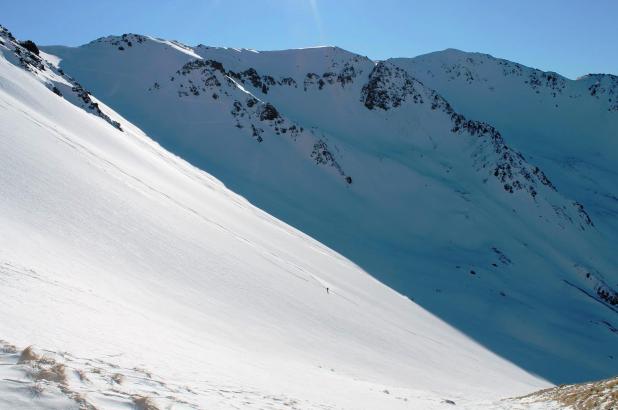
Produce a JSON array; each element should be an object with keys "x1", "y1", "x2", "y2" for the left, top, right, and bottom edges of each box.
[
  {"x1": 390, "y1": 50, "x2": 618, "y2": 243},
  {"x1": 0, "y1": 27, "x2": 554, "y2": 409},
  {"x1": 43, "y1": 35, "x2": 618, "y2": 384}
]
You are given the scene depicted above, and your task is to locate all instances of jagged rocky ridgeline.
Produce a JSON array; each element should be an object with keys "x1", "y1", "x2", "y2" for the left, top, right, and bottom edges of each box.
[
  {"x1": 141, "y1": 45, "x2": 597, "y2": 227},
  {"x1": 392, "y1": 49, "x2": 618, "y2": 111},
  {"x1": 0, "y1": 25, "x2": 122, "y2": 130}
]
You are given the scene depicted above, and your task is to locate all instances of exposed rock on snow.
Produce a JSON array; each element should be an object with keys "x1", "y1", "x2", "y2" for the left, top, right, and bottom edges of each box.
[{"x1": 0, "y1": 25, "x2": 122, "y2": 130}]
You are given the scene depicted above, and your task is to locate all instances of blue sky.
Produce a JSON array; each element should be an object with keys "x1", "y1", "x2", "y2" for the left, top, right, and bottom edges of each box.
[{"x1": 2, "y1": 0, "x2": 616, "y2": 79}]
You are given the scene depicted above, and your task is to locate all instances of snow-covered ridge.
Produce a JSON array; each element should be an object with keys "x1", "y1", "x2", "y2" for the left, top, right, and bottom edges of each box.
[
  {"x1": 156, "y1": 57, "x2": 350, "y2": 180},
  {"x1": 195, "y1": 44, "x2": 372, "y2": 76},
  {"x1": 395, "y1": 48, "x2": 618, "y2": 110},
  {"x1": 582, "y1": 73, "x2": 618, "y2": 111},
  {"x1": 391, "y1": 47, "x2": 618, "y2": 233},
  {"x1": 192, "y1": 44, "x2": 582, "y2": 214},
  {"x1": 358, "y1": 60, "x2": 595, "y2": 232},
  {"x1": 0, "y1": 25, "x2": 122, "y2": 130},
  {"x1": 88, "y1": 33, "x2": 202, "y2": 59},
  {"x1": 127, "y1": 36, "x2": 594, "y2": 230}
]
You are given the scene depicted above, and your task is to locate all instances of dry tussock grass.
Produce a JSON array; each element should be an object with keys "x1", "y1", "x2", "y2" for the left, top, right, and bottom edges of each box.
[
  {"x1": 519, "y1": 376, "x2": 618, "y2": 410},
  {"x1": 33, "y1": 363, "x2": 68, "y2": 385},
  {"x1": 132, "y1": 396, "x2": 159, "y2": 410},
  {"x1": 18, "y1": 345, "x2": 40, "y2": 363},
  {"x1": 8, "y1": 343, "x2": 97, "y2": 409},
  {"x1": 61, "y1": 388, "x2": 98, "y2": 410},
  {"x1": 18, "y1": 346, "x2": 68, "y2": 385}
]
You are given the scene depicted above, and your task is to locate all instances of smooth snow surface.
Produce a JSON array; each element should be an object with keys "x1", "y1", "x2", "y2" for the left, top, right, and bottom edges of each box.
[{"x1": 0, "y1": 30, "x2": 552, "y2": 409}]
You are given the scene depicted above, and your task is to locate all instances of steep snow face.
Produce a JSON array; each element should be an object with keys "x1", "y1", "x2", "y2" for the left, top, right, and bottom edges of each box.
[
  {"x1": 43, "y1": 37, "x2": 618, "y2": 384},
  {"x1": 390, "y1": 50, "x2": 618, "y2": 243},
  {"x1": 0, "y1": 28, "x2": 553, "y2": 409}
]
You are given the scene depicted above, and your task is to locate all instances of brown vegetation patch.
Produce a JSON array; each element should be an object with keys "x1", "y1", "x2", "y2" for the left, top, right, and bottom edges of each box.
[
  {"x1": 518, "y1": 376, "x2": 618, "y2": 410},
  {"x1": 133, "y1": 396, "x2": 159, "y2": 410},
  {"x1": 18, "y1": 345, "x2": 40, "y2": 363},
  {"x1": 33, "y1": 363, "x2": 67, "y2": 385}
]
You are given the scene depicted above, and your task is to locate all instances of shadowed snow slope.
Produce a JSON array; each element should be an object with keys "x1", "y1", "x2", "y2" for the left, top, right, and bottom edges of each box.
[
  {"x1": 390, "y1": 49, "x2": 618, "y2": 243},
  {"x1": 42, "y1": 34, "x2": 618, "y2": 385},
  {"x1": 0, "y1": 27, "x2": 549, "y2": 409}
]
